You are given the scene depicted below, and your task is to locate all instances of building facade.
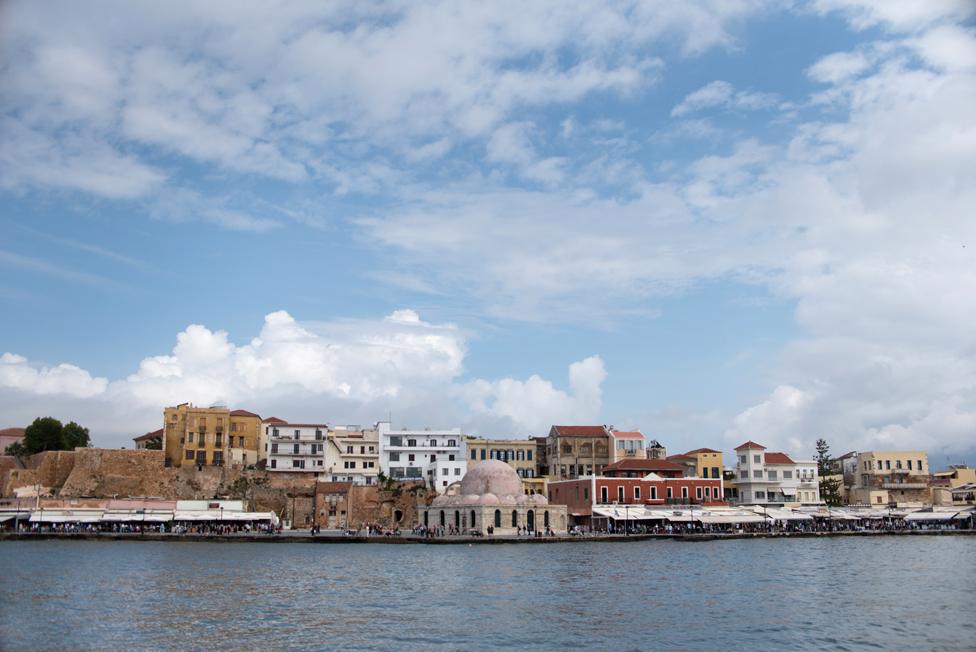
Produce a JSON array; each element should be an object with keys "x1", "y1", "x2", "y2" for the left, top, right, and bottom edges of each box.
[
  {"x1": 465, "y1": 436, "x2": 544, "y2": 494},
  {"x1": 609, "y1": 430, "x2": 646, "y2": 463},
  {"x1": 546, "y1": 425, "x2": 611, "y2": 480},
  {"x1": 847, "y1": 451, "x2": 931, "y2": 506},
  {"x1": 324, "y1": 425, "x2": 379, "y2": 485},
  {"x1": 163, "y1": 403, "x2": 262, "y2": 468},
  {"x1": 377, "y1": 422, "x2": 465, "y2": 493},
  {"x1": 0, "y1": 427, "x2": 25, "y2": 453},
  {"x1": 132, "y1": 428, "x2": 162, "y2": 449},
  {"x1": 646, "y1": 439, "x2": 667, "y2": 460},
  {"x1": 731, "y1": 441, "x2": 821, "y2": 505},
  {"x1": 266, "y1": 423, "x2": 328, "y2": 472}
]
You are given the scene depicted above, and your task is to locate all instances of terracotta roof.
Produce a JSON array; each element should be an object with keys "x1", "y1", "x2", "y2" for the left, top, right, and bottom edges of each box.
[
  {"x1": 610, "y1": 430, "x2": 644, "y2": 440},
  {"x1": 550, "y1": 425, "x2": 609, "y2": 438},
  {"x1": 685, "y1": 447, "x2": 721, "y2": 455},
  {"x1": 230, "y1": 409, "x2": 261, "y2": 418},
  {"x1": 133, "y1": 428, "x2": 163, "y2": 442},
  {"x1": 603, "y1": 459, "x2": 684, "y2": 473},
  {"x1": 0, "y1": 427, "x2": 25, "y2": 437},
  {"x1": 764, "y1": 452, "x2": 795, "y2": 465},
  {"x1": 735, "y1": 440, "x2": 766, "y2": 450},
  {"x1": 275, "y1": 423, "x2": 329, "y2": 428},
  {"x1": 667, "y1": 454, "x2": 695, "y2": 461},
  {"x1": 262, "y1": 416, "x2": 287, "y2": 424}
]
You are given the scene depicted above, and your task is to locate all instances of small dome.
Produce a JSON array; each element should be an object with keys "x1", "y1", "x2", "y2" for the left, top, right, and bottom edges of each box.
[
  {"x1": 462, "y1": 494, "x2": 481, "y2": 504},
  {"x1": 529, "y1": 494, "x2": 548, "y2": 506},
  {"x1": 515, "y1": 494, "x2": 529, "y2": 505},
  {"x1": 477, "y1": 493, "x2": 500, "y2": 505},
  {"x1": 459, "y1": 460, "x2": 523, "y2": 497},
  {"x1": 431, "y1": 495, "x2": 450, "y2": 507}
]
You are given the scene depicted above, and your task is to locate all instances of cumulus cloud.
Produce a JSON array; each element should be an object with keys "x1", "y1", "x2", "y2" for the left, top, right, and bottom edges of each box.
[
  {"x1": 459, "y1": 355, "x2": 607, "y2": 434},
  {"x1": 0, "y1": 311, "x2": 610, "y2": 445}
]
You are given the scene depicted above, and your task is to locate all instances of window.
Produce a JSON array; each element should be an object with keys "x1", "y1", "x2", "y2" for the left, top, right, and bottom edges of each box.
[
  {"x1": 753, "y1": 454, "x2": 761, "y2": 463},
  {"x1": 634, "y1": 486, "x2": 641, "y2": 500},
  {"x1": 448, "y1": 439, "x2": 456, "y2": 447},
  {"x1": 601, "y1": 486, "x2": 609, "y2": 503},
  {"x1": 271, "y1": 443, "x2": 279, "y2": 454},
  {"x1": 667, "y1": 487, "x2": 673, "y2": 498},
  {"x1": 430, "y1": 455, "x2": 437, "y2": 462},
  {"x1": 294, "y1": 430, "x2": 300, "y2": 438},
  {"x1": 783, "y1": 470, "x2": 793, "y2": 479},
  {"x1": 408, "y1": 454, "x2": 415, "y2": 462},
  {"x1": 185, "y1": 450, "x2": 193, "y2": 460},
  {"x1": 449, "y1": 454, "x2": 455, "y2": 461},
  {"x1": 756, "y1": 491, "x2": 766, "y2": 499},
  {"x1": 896, "y1": 460, "x2": 903, "y2": 469},
  {"x1": 907, "y1": 460, "x2": 913, "y2": 470},
  {"x1": 767, "y1": 470, "x2": 777, "y2": 480},
  {"x1": 315, "y1": 430, "x2": 322, "y2": 440},
  {"x1": 494, "y1": 510, "x2": 501, "y2": 527},
  {"x1": 389, "y1": 436, "x2": 402, "y2": 447},
  {"x1": 349, "y1": 461, "x2": 357, "y2": 469},
  {"x1": 753, "y1": 470, "x2": 763, "y2": 479},
  {"x1": 682, "y1": 487, "x2": 689, "y2": 499},
  {"x1": 480, "y1": 449, "x2": 486, "y2": 460},
  {"x1": 527, "y1": 450, "x2": 533, "y2": 461},
  {"x1": 511, "y1": 511, "x2": 518, "y2": 527},
  {"x1": 407, "y1": 439, "x2": 416, "y2": 447},
  {"x1": 292, "y1": 460, "x2": 301, "y2": 468},
  {"x1": 584, "y1": 488, "x2": 589, "y2": 500},
  {"x1": 360, "y1": 446, "x2": 365, "y2": 454},
  {"x1": 293, "y1": 443, "x2": 299, "y2": 454},
  {"x1": 739, "y1": 455, "x2": 746, "y2": 464},
  {"x1": 740, "y1": 470, "x2": 748, "y2": 479},
  {"x1": 389, "y1": 452, "x2": 400, "y2": 462},
  {"x1": 696, "y1": 487, "x2": 703, "y2": 500},
  {"x1": 917, "y1": 459, "x2": 923, "y2": 471},
  {"x1": 442, "y1": 468, "x2": 448, "y2": 476},
  {"x1": 471, "y1": 449, "x2": 477, "y2": 460},
  {"x1": 454, "y1": 468, "x2": 460, "y2": 475},
  {"x1": 885, "y1": 460, "x2": 891, "y2": 470},
  {"x1": 711, "y1": 467, "x2": 720, "y2": 479},
  {"x1": 270, "y1": 459, "x2": 276, "y2": 469}
]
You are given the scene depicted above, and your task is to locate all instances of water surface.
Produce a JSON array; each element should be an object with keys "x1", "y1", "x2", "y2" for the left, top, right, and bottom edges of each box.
[{"x1": 1, "y1": 537, "x2": 973, "y2": 651}]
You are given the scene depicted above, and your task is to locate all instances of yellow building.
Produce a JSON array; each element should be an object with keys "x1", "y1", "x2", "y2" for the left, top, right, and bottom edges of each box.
[
  {"x1": 848, "y1": 451, "x2": 930, "y2": 506},
  {"x1": 163, "y1": 403, "x2": 262, "y2": 469},
  {"x1": 684, "y1": 448, "x2": 724, "y2": 480},
  {"x1": 465, "y1": 436, "x2": 544, "y2": 494}
]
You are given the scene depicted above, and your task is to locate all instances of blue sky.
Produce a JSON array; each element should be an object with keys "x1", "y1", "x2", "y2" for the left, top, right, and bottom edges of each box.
[{"x1": 1, "y1": 1, "x2": 975, "y2": 465}]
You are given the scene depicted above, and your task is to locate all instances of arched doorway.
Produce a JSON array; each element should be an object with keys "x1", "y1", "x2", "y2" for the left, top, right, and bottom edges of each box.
[
  {"x1": 511, "y1": 510, "x2": 518, "y2": 527},
  {"x1": 439, "y1": 510, "x2": 445, "y2": 527},
  {"x1": 454, "y1": 510, "x2": 460, "y2": 530},
  {"x1": 424, "y1": 511, "x2": 429, "y2": 527},
  {"x1": 544, "y1": 510, "x2": 550, "y2": 528},
  {"x1": 527, "y1": 510, "x2": 535, "y2": 532},
  {"x1": 470, "y1": 510, "x2": 476, "y2": 528},
  {"x1": 394, "y1": 509, "x2": 403, "y2": 523},
  {"x1": 494, "y1": 509, "x2": 501, "y2": 527}
]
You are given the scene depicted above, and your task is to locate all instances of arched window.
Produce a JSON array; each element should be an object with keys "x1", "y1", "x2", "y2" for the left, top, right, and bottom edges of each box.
[
  {"x1": 454, "y1": 510, "x2": 460, "y2": 530},
  {"x1": 527, "y1": 510, "x2": 535, "y2": 531},
  {"x1": 439, "y1": 510, "x2": 445, "y2": 527},
  {"x1": 494, "y1": 509, "x2": 501, "y2": 527},
  {"x1": 511, "y1": 510, "x2": 518, "y2": 527},
  {"x1": 544, "y1": 510, "x2": 550, "y2": 528},
  {"x1": 424, "y1": 511, "x2": 429, "y2": 527},
  {"x1": 470, "y1": 510, "x2": 476, "y2": 527}
]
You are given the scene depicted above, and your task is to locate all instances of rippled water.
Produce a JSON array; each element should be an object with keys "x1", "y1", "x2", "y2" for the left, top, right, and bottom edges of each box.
[{"x1": 1, "y1": 537, "x2": 974, "y2": 651}]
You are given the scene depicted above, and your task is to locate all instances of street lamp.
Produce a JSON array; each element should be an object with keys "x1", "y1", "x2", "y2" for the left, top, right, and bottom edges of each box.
[{"x1": 624, "y1": 504, "x2": 629, "y2": 536}]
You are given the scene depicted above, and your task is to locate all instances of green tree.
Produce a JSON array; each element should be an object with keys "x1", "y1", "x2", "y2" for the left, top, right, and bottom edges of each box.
[
  {"x1": 4, "y1": 441, "x2": 27, "y2": 458},
  {"x1": 23, "y1": 417, "x2": 64, "y2": 454},
  {"x1": 61, "y1": 421, "x2": 91, "y2": 449},
  {"x1": 143, "y1": 438, "x2": 162, "y2": 450},
  {"x1": 815, "y1": 438, "x2": 843, "y2": 506}
]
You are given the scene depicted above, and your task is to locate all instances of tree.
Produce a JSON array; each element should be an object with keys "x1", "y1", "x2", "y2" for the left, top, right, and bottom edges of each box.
[
  {"x1": 62, "y1": 421, "x2": 91, "y2": 449},
  {"x1": 22, "y1": 417, "x2": 92, "y2": 454},
  {"x1": 143, "y1": 438, "x2": 162, "y2": 450},
  {"x1": 4, "y1": 441, "x2": 26, "y2": 458},
  {"x1": 815, "y1": 438, "x2": 843, "y2": 506},
  {"x1": 23, "y1": 417, "x2": 65, "y2": 454}
]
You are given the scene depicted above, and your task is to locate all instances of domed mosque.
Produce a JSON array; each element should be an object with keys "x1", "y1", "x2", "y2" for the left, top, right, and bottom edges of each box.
[{"x1": 420, "y1": 460, "x2": 567, "y2": 535}]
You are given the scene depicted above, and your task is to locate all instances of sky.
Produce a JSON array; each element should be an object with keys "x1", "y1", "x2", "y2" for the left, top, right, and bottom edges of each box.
[{"x1": 1, "y1": 1, "x2": 975, "y2": 466}]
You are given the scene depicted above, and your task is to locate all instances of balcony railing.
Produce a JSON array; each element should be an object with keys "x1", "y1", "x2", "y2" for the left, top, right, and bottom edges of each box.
[{"x1": 881, "y1": 482, "x2": 928, "y2": 489}]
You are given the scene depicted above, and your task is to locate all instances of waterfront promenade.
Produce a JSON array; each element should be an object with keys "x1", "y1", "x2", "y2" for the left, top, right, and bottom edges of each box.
[{"x1": 2, "y1": 527, "x2": 973, "y2": 545}]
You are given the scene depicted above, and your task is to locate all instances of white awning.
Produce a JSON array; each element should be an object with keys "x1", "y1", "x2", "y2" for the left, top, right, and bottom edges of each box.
[
  {"x1": 0, "y1": 514, "x2": 15, "y2": 523},
  {"x1": 904, "y1": 511, "x2": 957, "y2": 522},
  {"x1": 593, "y1": 506, "x2": 645, "y2": 520},
  {"x1": 30, "y1": 510, "x2": 103, "y2": 523},
  {"x1": 698, "y1": 513, "x2": 766, "y2": 524},
  {"x1": 779, "y1": 486, "x2": 797, "y2": 496}
]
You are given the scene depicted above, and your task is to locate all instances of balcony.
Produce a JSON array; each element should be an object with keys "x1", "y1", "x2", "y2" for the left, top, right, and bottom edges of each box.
[
  {"x1": 892, "y1": 468, "x2": 910, "y2": 474},
  {"x1": 881, "y1": 482, "x2": 928, "y2": 490}
]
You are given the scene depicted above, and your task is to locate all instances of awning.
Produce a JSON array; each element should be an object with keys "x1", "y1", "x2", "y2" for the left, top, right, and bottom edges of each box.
[
  {"x1": 593, "y1": 506, "x2": 646, "y2": 520},
  {"x1": 779, "y1": 487, "x2": 797, "y2": 496},
  {"x1": 0, "y1": 514, "x2": 15, "y2": 523},
  {"x1": 764, "y1": 509, "x2": 812, "y2": 521},
  {"x1": 30, "y1": 510, "x2": 103, "y2": 523},
  {"x1": 698, "y1": 514, "x2": 766, "y2": 524},
  {"x1": 904, "y1": 511, "x2": 957, "y2": 522}
]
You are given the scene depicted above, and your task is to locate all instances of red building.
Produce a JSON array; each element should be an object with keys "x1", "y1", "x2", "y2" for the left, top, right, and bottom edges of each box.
[
  {"x1": 548, "y1": 474, "x2": 725, "y2": 527},
  {"x1": 602, "y1": 458, "x2": 685, "y2": 479}
]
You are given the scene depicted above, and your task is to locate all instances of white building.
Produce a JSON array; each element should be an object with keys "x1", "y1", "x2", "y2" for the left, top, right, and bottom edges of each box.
[
  {"x1": 377, "y1": 422, "x2": 466, "y2": 493},
  {"x1": 266, "y1": 422, "x2": 328, "y2": 472},
  {"x1": 324, "y1": 425, "x2": 379, "y2": 485},
  {"x1": 732, "y1": 441, "x2": 821, "y2": 505}
]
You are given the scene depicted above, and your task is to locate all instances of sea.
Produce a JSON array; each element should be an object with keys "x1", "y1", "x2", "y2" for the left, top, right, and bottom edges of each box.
[{"x1": 1, "y1": 537, "x2": 974, "y2": 651}]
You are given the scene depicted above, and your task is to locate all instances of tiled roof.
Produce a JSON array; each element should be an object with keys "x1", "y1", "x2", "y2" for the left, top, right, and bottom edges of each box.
[
  {"x1": 0, "y1": 427, "x2": 25, "y2": 436},
  {"x1": 610, "y1": 430, "x2": 644, "y2": 440},
  {"x1": 275, "y1": 423, "x2": 329, "y2": 428},
  {"x1": 262, "y1": 416, "x2": 287, "y2": 424},
  {"x1": 735, "y1": 440, "x2": 766, "y2": 450},
  {"x1": 603, "y1": 459, "x2": 684, "y2": 473},
  {"x1": 230, "y1": 409, "x2": 261, "y2": 418},
  {"x1": 133, "y1": 428, "x2": 163, "y2": 442},
  {"x1": 685, "y1": 447, "x2": 721, "y2": 454},
  {"x1": 764, "y1": 452, "x2": 795, "y2": 465},
  {"x1": 667, "y1": 454, "x2": 695, "y2": 461},
  {"x1": 551, "y1": 425, "x2": 609, "y2": 438}
]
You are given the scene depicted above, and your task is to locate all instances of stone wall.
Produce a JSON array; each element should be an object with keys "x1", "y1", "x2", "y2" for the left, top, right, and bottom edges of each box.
[{"x1": 346, "y1": 482, "x2": 429, "y2": 529}]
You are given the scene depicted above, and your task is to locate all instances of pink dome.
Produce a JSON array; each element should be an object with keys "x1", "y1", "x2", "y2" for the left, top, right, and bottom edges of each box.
[
  {"x1": 460, "y1": 460, "x2": 523, "y2": 497},
  {"x1": 477, "y1": 493, "x2": 500, "y2": 505}
]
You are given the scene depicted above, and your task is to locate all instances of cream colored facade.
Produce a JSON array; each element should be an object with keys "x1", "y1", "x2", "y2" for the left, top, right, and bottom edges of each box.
[
  {"x1": 163, "y1": 404, "x2": 262, "y2": 468},
  {"x1": 325, "y1": 425, "x2": 379, "y2": 485},
  {"x1": 465, "y1": 436, "x2": 542, "y2": 494},
  {"x1": 685, "y1": 448, "x2": 724, "y2": 480},
  {"x1": 847, "y1": 451, "x2": 931, "y2": 506}
]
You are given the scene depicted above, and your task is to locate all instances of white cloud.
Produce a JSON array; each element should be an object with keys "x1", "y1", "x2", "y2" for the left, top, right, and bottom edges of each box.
[
  {"x1": 671, "y1": 80, "x2": 778, "y2": 116},
  {"x1": 458, "y1": 356, "x2": 606, "y2": 435},
  {"x1": 0, "y1": 310, "x2": 609, "y2": 444},
  {"x1": 808, "y1": 51, "x2": 871, "y2": 83},
  {"x1": 0, "y1": 353, "x2": 108, "y2": 398},
  {"x1": 812, "y1": 0, "x2": 975, "y2": 32}
]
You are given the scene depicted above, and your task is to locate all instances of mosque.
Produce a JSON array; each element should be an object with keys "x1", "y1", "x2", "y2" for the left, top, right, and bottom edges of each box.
[{"x1": 420, "y1": 460, "x2": 568, "y2": 534}]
